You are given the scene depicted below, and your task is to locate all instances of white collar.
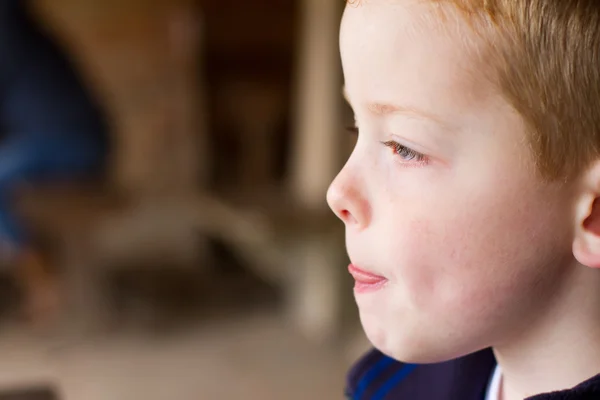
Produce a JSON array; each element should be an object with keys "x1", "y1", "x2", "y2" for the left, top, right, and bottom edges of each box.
[{"x1": 485, "y1": 365, "x2": 502, "y2": 400}]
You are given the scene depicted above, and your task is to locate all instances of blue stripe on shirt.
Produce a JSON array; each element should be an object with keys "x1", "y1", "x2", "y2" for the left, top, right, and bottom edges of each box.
[
  {"x1": 371, "y1": 364, "x2": 418, "y2": 400},
  {"x1": 353, "y1": 356, "x2": 396, "y2": 400}
]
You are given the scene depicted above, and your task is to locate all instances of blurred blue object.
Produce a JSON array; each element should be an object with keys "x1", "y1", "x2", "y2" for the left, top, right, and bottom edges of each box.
[{"x1": 0, "y1": 0, "x2": 109, "y2": 251}]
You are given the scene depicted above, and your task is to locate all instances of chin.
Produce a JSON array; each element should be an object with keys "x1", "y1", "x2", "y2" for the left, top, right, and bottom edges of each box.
[{"x1": 359, "y1": 312, "x2": 478, "y2": 365}]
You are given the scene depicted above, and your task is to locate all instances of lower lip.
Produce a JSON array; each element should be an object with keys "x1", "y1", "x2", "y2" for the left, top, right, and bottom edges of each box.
[{"x1": 348, "y1": 264, "x2": 388, "y2": 293}]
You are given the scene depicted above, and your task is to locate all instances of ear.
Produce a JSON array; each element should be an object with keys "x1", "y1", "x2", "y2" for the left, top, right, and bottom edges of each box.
[{"x1": 573, "y1": 162, "x2": 600, "y2": 269}]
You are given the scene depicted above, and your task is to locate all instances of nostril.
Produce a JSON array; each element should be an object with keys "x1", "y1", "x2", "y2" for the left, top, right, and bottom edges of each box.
[{"x1": 340, "y1": 209, "x2": 357, "y2": 224}]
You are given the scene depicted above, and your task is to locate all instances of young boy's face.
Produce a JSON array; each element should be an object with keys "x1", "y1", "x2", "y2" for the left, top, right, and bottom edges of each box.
[{"x1": 329, "y1": 0, "x2": 578, "y2": 363}]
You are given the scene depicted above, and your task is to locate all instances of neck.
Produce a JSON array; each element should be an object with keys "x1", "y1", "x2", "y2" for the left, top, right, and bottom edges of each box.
[{"x1": 493, "y1": 265, "x2": 600, "y2": 400}]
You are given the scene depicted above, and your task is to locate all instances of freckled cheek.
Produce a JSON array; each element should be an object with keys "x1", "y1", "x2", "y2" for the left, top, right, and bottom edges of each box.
[
  {"x1": 380, "y1": 215, "x2": 461, "y2": 309},
  {"x1": 380, "y1": 203, "x2": 512, "y2": 313}
]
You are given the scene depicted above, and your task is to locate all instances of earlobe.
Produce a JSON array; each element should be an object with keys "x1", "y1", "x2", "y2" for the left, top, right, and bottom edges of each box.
[
  {"x1": 573, "y1": 162, "x2": 600, "y2": 269},
  {"x1": 573, "y1": 236, "x2": 600, "y2": 269}
]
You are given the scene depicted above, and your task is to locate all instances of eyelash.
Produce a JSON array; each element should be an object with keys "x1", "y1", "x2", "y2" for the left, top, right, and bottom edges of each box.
[{"x1": 346, "y1": 126, "x2": 428, "y2": 164}]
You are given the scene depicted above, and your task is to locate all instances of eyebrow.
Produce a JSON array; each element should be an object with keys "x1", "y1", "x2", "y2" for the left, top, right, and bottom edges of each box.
[{"x1": 342, "y1": 86, "x2": 452, "y2": 129}]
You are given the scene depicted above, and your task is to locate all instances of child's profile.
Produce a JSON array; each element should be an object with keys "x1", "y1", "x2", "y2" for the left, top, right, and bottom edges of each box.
[{"x1": 328, "y1": 1, "x2": 600, "y2": 399}]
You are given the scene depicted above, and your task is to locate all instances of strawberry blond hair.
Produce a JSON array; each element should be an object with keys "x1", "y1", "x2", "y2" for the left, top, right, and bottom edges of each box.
[{"x1": 349, "y1": 0, "x2": 600, "y2": 180}]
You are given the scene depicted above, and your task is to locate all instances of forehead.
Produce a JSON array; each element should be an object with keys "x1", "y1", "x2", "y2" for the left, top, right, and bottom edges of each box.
[{"x1": 340, "y1": 1, "x2": 494, "y2": 117}]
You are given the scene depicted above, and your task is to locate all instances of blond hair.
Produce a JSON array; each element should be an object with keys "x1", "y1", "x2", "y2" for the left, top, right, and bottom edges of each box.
[{"x1": 350, "y1": 0, "x2": 600, "y2": 180}]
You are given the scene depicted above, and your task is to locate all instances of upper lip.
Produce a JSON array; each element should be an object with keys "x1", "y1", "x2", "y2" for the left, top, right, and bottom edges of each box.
[{"x1": 348, "y1": 264, "x2": 387, "y2": 283}]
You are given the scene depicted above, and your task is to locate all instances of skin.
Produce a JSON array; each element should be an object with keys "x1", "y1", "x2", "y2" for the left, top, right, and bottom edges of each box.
[{"x1": 327, "y1": 1, "x2": 600, "y2": 398}]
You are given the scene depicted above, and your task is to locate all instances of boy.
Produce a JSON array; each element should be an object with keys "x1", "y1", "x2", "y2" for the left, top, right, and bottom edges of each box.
[
  {"x1": 0, "y1": 0, "x2": 110, "y2": 322},
  {"x1": 327, "y1": 0, "x2": 600, "y2": 399}
]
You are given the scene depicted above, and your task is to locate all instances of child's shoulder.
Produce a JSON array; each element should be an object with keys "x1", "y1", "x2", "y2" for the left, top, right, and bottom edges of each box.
[{"x1": 345, "y1": 347, "x2": 496, "y2": 400}]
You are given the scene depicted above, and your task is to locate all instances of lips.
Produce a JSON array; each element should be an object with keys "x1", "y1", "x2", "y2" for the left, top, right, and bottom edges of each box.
[{"x1": 348, "y1": 264, "x2": 388, "y2": 293}]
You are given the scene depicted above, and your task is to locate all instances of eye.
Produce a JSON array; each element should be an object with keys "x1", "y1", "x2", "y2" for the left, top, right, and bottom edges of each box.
[
  {"x1": 382, "y1": 140, "x2": 426, "y2": 163},
  {"x1": 346, "y1": 127, "x2": 428, "y2": 165}
]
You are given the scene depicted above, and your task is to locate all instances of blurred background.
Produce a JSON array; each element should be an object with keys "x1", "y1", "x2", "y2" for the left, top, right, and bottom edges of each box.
[{"x1": 0, "y1": 0, "x2": 369, "y2": 399}]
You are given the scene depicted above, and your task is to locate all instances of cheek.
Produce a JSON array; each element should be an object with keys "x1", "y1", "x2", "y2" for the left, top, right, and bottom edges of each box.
[
  {"x1": 385, "y1": 214, "x2": 479, "y2": 312},
  {"x1": 380, "y1": 179, "x2": 571, "y2": 322}
]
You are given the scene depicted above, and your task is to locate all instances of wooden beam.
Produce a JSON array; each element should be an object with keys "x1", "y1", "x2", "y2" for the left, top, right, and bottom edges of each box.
[
  {"x1": 289, "y1": 0, "x2": 343, "y2": 210},
  {"x1": 288, "y1": 0, "x2": 346, "y2": 342}
]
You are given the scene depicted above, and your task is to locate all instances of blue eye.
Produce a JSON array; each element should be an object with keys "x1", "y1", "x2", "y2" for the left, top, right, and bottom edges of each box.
[
  {"x1": 382, "y1": 140, "x2": 426, "y2": 162},
  {"x1": 346, "y1": 127, "x2": 427, "y2": 164}
]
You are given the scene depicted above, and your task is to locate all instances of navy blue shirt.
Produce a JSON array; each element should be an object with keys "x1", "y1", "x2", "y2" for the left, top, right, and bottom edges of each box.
[
  {"x1": 0, "y1": 0, "x2": 109, "y2": 145},
  {"x1": 346, "y1": 348, "x2": 600, "y2": 399}
]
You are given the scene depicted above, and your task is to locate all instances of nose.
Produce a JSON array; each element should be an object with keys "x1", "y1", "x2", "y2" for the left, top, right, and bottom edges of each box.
[{"x1": 327, "y1": 166, "x2": 370, "y2": 229}]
